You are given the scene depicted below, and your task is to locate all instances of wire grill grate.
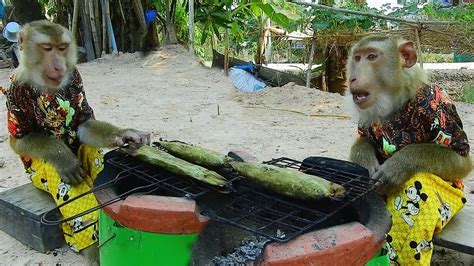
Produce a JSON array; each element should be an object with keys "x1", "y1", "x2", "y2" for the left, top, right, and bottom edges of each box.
[{"x1": 42, "y1": 151, "x2": 376, "y2": 243}]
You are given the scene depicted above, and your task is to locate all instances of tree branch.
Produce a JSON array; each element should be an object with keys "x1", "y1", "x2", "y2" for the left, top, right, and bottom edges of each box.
[{"x1": 290, "y1": 0, "x2": 459, "y2": 26}]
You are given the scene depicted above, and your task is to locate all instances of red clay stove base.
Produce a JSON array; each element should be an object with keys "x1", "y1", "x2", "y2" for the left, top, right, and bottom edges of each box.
[
  {"x1": 95, "y1": 189, "x2": 388, "y2": 265},
  {"x1": 260, "y1": 222, "x2": 382, "y2": 265}
]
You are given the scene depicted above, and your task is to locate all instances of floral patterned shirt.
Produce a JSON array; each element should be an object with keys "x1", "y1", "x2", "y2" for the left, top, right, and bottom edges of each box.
[
  {"x1": 358, "y1": 84, "x2": 470, "y2": 162},
  {"x1": 5, "y1": 69, "x2": 95, "y2": 165}
]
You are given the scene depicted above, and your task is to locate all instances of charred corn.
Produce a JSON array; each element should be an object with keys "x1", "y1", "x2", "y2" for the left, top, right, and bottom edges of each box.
[
  {"x1": 229, "y1": 160, "x2": 346, "y2": 200},
  {"x1": 157, "y1": 140, "x2": 228, "y2": 168},
  {"x1": 131, "y1": 145, "x2": 230, "y2": 188}
]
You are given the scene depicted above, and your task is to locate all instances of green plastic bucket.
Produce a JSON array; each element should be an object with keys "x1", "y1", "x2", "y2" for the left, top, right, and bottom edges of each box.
[
  {"x1": 365, "y1": 244, "x2": 390, "y2": 266},
  {"x1": 99, "y1": 210, "x2": 199, "y2": 266}
]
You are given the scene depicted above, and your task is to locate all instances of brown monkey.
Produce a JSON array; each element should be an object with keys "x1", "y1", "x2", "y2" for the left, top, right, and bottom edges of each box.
[
  {"x1": 346, "y1": 35, "x2": 471, "y2": 264},
  {"x1": 5, "y1": 20, "x2": 149, "y2": 264},
  {"x1": 346, "y1": 36, "x2": 471, "y2": 194}
]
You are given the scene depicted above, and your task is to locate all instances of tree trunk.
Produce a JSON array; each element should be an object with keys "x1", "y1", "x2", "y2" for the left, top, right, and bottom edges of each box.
[
  {"x1": 35, "y1": 0, "x2": 160, "y2": 55},
  {"x1": 9, "y1": 0, "x2": 46, "y2": 24},
  {"x1": 163, "y1": 0, "x2": 178, "y2": 45},
  {"x1": 188, "y1": 0, "x2": 194, "y2": 53},
  {"x1": 164, "y1": 22, "x2": 178, "y2": 44},
  {"x1": 325, "y1": 44, "x2": 348, "y2": 94}
]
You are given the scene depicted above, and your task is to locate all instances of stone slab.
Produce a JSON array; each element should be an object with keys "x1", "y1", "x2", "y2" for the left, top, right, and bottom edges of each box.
[{"x1": 0, "y1": 183, "x2": 64, "y2": 252}]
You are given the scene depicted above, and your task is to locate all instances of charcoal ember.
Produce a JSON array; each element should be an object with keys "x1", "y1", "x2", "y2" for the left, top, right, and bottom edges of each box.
[{"x1": 213, "y1": 236, "x2": 271, "y2": 265}]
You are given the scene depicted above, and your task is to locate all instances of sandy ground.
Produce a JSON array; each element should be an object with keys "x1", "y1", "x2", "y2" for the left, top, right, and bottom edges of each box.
[{"x1": 0, "y1": 45, "x2": 473, "y2": 265}]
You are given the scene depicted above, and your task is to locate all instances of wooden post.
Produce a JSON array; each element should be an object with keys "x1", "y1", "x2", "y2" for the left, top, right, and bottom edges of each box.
[
  {"x1": 72, "y1": 0, "x2": 80, "y2": 38},
  {"x1": 414, "y1": 28, "x2": 424, "y2": 69},
  {"x1": 321, "y1": 41, "x2": 328, "y2": 92},
  {"x1": 101, "y1": 0, "x2": 107, "y2": 55},
  {"x1": 132, "y1": 0, "x2": 148, "y2": 36},
  {"x1": 188, "y1": 0, "x2": 194, "y2": 54},
  {"x1": 224, "y1": 29, "x2": 230, "y2": 75},
  {"x1": 81, "y1": 0, "x2": 95, "y2": 61},
  {"x1": 94, "y1": 0, "x2": 101, "y2": 51},
  {"x1": 306, "y1": 36, "x2": 316, "y2": 88},
  {"x1": 104, "y1": 0, "x2": 116, "y2": 53},
  {"x1": 264, "y1": 19, "x2": 272, "y2": 63},
  {"x1": 88, "y1": 0, "x2": 101, "y2": 58}
]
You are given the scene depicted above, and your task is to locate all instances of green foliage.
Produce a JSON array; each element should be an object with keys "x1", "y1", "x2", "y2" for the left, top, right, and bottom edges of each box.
[
  {"x1": 422, "y1": 2, "x2": 474, "y2": 23},
  {"x1": 38, "y1": 0, "x2": 56, "y2": 17},
  {"x1": 423, "y1": 53, "x2": 453, "y2": 63},
  {"x1": 310, "y1": 4, "x2": 381, "y2": 32},
  {"x1": 386, "y1": 2, "x2": 474, "y2": 23},
  {"x1": 194, "y1": 0, "x2": 301, "y2": 46},
  {"x1": 195, "y1": 1, "x2": 233, "y2": 45},
  {"x1": 251, "y1": 0, "x2": 301, "y2": 30},
  {"x1": 459, "y1": 84, "x2": 474, "y2": 104},
  {"x1": 153, "y1": 0, "x2": 189, "y2": 44},
  {"x1": 174, "y1": 3, "x2": 190, "y2": 43}
]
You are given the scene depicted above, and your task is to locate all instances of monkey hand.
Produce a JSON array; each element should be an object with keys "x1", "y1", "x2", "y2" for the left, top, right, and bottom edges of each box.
[
  {"x1": 114, "y1": 129, "x2": 151, "y2": 147},
  {"x1": 372, "y1": 156, "x2": 415, "y2": 196},
  {"x1": 351, "y1": 151, "x2": 380, "y2": 176},
  {"x1": 349, "y1": 138, "x2": 380, "y2": 176},
  {"x1": 53, "y1": 151, "x2": 86, "y2": 185},
  {"x1": 359, "y1": 154, "x2": 380, "y2": 177}
]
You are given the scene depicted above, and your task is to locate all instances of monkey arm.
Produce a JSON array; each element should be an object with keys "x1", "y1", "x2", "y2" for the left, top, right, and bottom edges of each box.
[
  {"x1": 374, "y1": 143, "x2": 472, "y2": 195},
  {"x1": 77, "y1": 120, "x2": 151, "y2": 148},
  {"x1": 77, "y1": 120, "x2": 121, "y2": 148},
  {"x1": 10, "y1": 133, "x2": 85, "y2": 184},
  {"x1": 349, "y1": 137, "x2": 380, "y2": 175}
]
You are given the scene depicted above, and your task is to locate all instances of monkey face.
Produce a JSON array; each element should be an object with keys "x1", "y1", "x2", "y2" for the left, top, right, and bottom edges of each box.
[
  {"x1": 38, "y1": 42, "x2": 69, "y2": 87},
  {"x1": 18, "y1": 20, "x2": 77, "y2": 90},
  {"x1": 347, "y1": 46, "x2": 386, "y2": 110},
  {"x1": 345, "y1": 36, "x2": 426, "y2": 126}
]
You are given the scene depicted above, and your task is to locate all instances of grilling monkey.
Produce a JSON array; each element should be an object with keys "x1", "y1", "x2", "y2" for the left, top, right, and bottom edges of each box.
[
  {"x1": 5, "y1": 20, "x2": 150, "y2": 265},
  {"x1": 346, "y1": 35, "x2": 471, "y2": 265}
]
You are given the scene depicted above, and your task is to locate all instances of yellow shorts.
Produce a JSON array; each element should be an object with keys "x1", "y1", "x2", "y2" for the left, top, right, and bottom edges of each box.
[
  {"x1": 385, "y1": 172, "x2": 466, "y2": 265},
  {"x1": 27, "y1": 144, "x2": 104, "y2": 252}
]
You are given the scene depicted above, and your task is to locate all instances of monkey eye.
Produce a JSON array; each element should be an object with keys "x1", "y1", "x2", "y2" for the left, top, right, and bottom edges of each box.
[
  {"x1": 367, "y1": 53, "x2": 378, "y2": 61},
  {"x1": 354, "y1": 55, "x2": 361, "y2": 62},
  {"x1": 58, "y1": 45, "x2": 68, "y2": 51},
  {"x1": 41, "y1": 45, "x2": 53, "y2": 51}
]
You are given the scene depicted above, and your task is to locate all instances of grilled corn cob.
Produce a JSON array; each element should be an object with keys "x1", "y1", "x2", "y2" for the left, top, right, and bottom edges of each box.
[
  {"x1": 130, "y1": 145, "x2": 230, "y2": 188},
  {"x1": 229, "y1": 160, "x2": 346, "y2": 200},
  {"x1": 157, "y1": 140, "x2": 228, "y2": 168}
]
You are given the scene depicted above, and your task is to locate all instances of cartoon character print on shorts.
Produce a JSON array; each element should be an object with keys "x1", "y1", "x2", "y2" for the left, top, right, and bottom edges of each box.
[
  {"x1": 94, "y1": 149, "x2": 105, "y2": 169},
  {"x1": 71, "y1": 217, "x2": 84, "y2": 232},
  {"x1": 409, "y1": 239, "x2": 433, "y2": 261},
  {"x1": 56, "y1": 182, "x2": 71, "y2": 202},
  {"x1": 394, "y1": 181, "x2": 428, "y2": 227},
  {"x1": 434, "y1": 192, "x2": 452, "y2": 226},
  {"x1": 40, "y1": 178, "x2": 49, "y2": 191},
  {"x1": 385, "y1": 234, "x2": 399, "y2": 264},
  {"x1": 92, "y1": 223, "x2": 98, "y2": 241}
]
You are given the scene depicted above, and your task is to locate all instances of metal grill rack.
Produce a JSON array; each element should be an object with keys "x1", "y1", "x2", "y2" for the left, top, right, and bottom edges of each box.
[
  {"x1": 266, "y1": 157, "x2": 376, "y2": 201},
  {"x1": 42, "y1": 151, "x2": 377, "y2": 243},
  {"x1": 106, "y1": 153, "x2": 216, "y2": 199},
  {"x1": 203, "y1": 157, "x2": 377, "y2": 242}
]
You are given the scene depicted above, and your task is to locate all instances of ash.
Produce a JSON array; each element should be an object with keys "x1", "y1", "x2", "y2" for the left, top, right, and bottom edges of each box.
[{"x1": 213, "y1": 236, "x2": 271, "y2": 265}]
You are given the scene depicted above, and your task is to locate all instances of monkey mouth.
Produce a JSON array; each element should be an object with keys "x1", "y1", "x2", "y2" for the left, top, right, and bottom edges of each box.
[
  {"x1": 352, "y1": 92, "x2": 370, "y2": 105},
  {"x1": 46, "y1": 76, "x2": 63, "y2": 86}
]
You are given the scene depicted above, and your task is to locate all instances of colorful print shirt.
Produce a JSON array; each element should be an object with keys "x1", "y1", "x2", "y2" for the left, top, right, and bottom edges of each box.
[
  {"x1": 358, "y1": 84, "x2": 470, "y2": 162},
  {"x1": 5, "y1": 69, "x2": 95, "y2": 166}
]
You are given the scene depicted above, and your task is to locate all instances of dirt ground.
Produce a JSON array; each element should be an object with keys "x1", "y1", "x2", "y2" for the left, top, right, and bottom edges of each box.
[{"x1": 0, "y1": 45, "x2": 473, "y2": 265}]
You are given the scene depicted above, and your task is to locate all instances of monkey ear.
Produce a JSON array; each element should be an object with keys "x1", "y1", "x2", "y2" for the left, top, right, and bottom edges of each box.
[{"x1": 399, "y1": 41, "x2": 417, "y2": 68}]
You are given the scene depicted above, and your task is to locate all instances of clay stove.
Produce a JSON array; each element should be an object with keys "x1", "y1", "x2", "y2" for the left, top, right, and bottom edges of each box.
[{"x1": 60, "y1": 150, "x2": 392, "y2": 265}]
